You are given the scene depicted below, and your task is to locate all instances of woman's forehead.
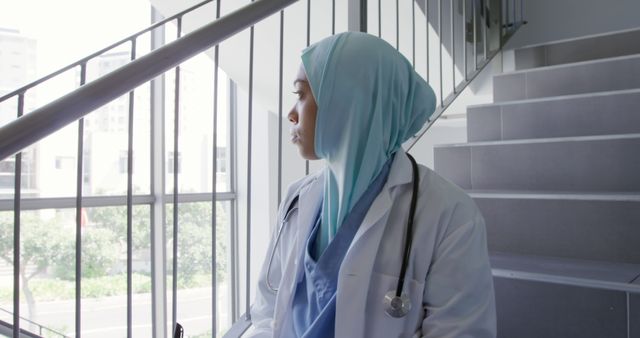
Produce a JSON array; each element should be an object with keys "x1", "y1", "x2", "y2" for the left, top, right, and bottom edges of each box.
[{"x1": 294, "y1": 63, "x2": 309, "y2": 84}]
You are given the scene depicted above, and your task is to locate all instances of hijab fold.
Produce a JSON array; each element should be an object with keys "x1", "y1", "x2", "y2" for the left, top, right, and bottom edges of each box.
[{"x1": 301, "y1": 32, "x2": 436, "y2": 254}]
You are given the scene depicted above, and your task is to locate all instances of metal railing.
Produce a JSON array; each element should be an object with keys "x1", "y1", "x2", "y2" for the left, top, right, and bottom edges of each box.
[
  {"x1": 0, "y1": 307, "x2": 69, "y2": 338},
  {"x1": 0, "y1": 0, "x2": 526, "y2": 337}
]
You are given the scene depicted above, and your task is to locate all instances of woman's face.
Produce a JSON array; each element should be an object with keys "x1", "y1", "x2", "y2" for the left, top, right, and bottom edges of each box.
[{"x1": 288, "y1": 64, "x2": 319, "y2": 160}]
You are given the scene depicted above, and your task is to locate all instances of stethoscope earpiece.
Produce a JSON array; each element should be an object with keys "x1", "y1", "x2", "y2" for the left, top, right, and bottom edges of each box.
[{"x1": 384, "y1": 290, "x2": 411, "y2": 318}]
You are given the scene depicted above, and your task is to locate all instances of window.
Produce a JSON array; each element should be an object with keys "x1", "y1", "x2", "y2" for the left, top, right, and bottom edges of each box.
[
  {"x1": 216, "y1": 147, "x2": 227, "y2": 173},
  {"x1": 54, "y1": 156, "x2": 74, "y2": 170},
  {"x1": 119, "y1": 151, "x2": 133, "y2": 174},
  {"x1": 167, "y1": 151, "x2": 181, "y2": 174}
]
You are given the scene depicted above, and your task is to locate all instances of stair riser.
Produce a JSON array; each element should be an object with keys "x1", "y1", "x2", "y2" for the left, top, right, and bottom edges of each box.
[
  {"x1": 632, "y1": 293, "x2": 640, "y2": 338},
  {"x1": 494, "y1": 277, "x2": 632, "y2": 338},
  {"x1": 515, "y1": 29, "x2": 640, "y2": 70},
  {"x1": 468, "y1": 91, "x2": 640, "y2": 141},
  {"x1": 494, "y1": 55, "x2": 640, "y2": 102},
  {"x1": 434, "y1": 137, "x2": 640, "y2": 191},
  {"x1": 476, "y1": 197, "x2": 640, "y2": 263}
]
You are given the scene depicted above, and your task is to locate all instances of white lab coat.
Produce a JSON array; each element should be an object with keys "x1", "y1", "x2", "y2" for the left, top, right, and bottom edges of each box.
[{"x1": 247, "y1": 150, "x2": 496, "y2": 338}]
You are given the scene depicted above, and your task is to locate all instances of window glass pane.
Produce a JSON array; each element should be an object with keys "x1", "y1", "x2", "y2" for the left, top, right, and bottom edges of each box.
[
  {"x1": 82, "y1": 205, "x2": 152, "y2": 337},
  {"x1": 0, "y1": 0, "x2": 153, "y2": 199},
  {"x1": 166, "y1": 201, "x2": 232, "y2": 337},
  {"x1": 0, "y1": 211, "x2": 14, "y2": 330},
  {"x1": 164, "y1": 55, "x2": 231, "y2": 194},
  {"x1": 14, "y1": 208, "x2": 75, "y2": 336}
]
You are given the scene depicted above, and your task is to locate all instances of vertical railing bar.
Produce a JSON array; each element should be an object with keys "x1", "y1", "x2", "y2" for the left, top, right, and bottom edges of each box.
[
  {"x1": 305, "y1": 0, "x2": 310, "y2": 176},
  {"x1": 438, "y1": 0, "x2": 443, "y2": 106},
  {"x1": 425, "y1": 0, "x2": 429, "y2": 83},
  {"x1": 463, "y1": 0, "x2": 467, "y2": 81},
  {"x1": 505, "y1": 0, "x2": 509, "y2": 30},
  {"x1": 149, "y1": 8, "x2": 167, "y2": 338},
  {"x1": 520, "y1": 0, "x2": 524, "y2": 24},
  {"x1": 75, "y1": 62, "x2": 87, "y2": 338},
  {"x1": 171, "y1": 16, "x2": 182, "y2": 336},
  {"x1": 483, "y1": 1, "x2": 487, "y2": 60},
  {"x1": 229, "y1": 79, "x2": 239, "y2": 323},
  {"x1": 278, "y1": 9, "x2": 284, "y2": 206},
  {"x1": 412, "y1": 0, "x2": 416, "y2": 68},
  {"x1": 246, "y1": 18, "x2": 255, "y2": 319},
  {"x1": 473, "y1": 0, "x2": 477, "y2": 70},
  {"x1": 12, "y1": 93, "x2": 24, "y2": 338},
  {"x1": 126, "y1": 38, "x2": 137, "y2": 338},
  {"x1": 450, "y1": 0, "x2": 455, "y2": 94},
  {"x1": 331, "y1": 3, "x2": 336, "y2": 37},
  {"x1": 512, "y1": 0, "x2": 516, "y2": 30},
  {"x1": 212, "y1": 0, "x2": 221, "y2": 334},
  {"x1": 360, "y1": 0, "x2": 367, "y2": 32},
  {"x1": 396, "y1": 0, "x2": 400, "y2": 49},
  {"x1": 377, "y1": 0, "x2": 382, "y2": 37}
]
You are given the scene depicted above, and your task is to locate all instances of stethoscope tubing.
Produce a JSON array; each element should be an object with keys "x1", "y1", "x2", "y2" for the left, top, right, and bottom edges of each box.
[{"x1": 265, "y1": 154, "x2": 420, "y2": 319}]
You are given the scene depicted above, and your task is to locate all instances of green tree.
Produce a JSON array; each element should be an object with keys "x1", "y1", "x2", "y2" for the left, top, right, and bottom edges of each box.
[
  {"x1": 53, "y1": 227, "x2": 120, "y2": 280},
  {"x1": 0, "y1": 211, "x2": 119, "y2": 321},
  {"x1": 166, "y1": 202, "x2": 228, "y2": 284},
  {"x1": 89, "y1": 205, "x2": 150, "y2": 251},
  {"x1": 0, "y1": 212, "x2": 69, "y2": 320}
]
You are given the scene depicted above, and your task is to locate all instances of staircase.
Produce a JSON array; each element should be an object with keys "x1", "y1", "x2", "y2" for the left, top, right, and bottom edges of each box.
[{"x1": 434, "y1": 28, "x2": 640, "y2": 338}]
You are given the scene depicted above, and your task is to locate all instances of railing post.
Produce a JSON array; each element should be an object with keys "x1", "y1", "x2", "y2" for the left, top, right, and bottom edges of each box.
[
  {"x1": 150, "y1": 7, "x2": 168, "y2": 338},
  {"x1": 348, "y1": 0, "x2": 367, "y2": 32}
]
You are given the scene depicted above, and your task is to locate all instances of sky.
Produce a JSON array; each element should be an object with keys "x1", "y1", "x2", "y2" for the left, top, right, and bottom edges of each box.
[{"x1": 0, "y1": 0, "x2": 151, "y2": 77}]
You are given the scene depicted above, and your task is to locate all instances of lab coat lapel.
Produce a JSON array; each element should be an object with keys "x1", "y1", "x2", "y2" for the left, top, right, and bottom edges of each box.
[{"x1": 335, "y1": 151, "x2": 413, "y2": 337}]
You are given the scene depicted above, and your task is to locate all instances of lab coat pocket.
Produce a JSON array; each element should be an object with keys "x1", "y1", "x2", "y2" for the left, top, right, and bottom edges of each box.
[{"x1": 365, "y1": 272, "x2": 426, "y2": 338}]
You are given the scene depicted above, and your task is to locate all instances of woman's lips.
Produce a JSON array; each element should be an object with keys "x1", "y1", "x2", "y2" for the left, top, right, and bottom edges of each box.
[{"x1": 290, "y1": 133, "x2": 299, "y2": 143}]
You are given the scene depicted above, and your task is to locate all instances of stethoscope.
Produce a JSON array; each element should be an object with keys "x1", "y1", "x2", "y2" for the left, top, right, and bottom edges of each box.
[{"x1": 266, "y1": 153, "x2": 420, "y2": 319}]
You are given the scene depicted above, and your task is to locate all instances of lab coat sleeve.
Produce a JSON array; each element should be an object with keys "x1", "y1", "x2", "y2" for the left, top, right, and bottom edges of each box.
[
  {"x1": 420, "y1": 207, "x2": 496, "y2": 338},
  {"x1": 246, "y1": 178, "x2": 305, "y2": 337},
  {"x1": 245, "y1": 212, "x2": 285, "y2": 338}
]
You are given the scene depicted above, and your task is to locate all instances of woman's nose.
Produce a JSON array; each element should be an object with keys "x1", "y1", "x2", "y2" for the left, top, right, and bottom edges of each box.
[{"x1": 288, "y1": 107, "x2": 298, "y2": 124}]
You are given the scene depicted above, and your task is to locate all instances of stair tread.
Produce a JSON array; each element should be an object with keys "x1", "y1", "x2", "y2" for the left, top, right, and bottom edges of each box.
[
  {"x1": 467, "y1": 190, "x2": 640, "y2": 201},
  {"x1": 491, "y1": 252, "x2": 640, "y2": 291},
  {"x1": 497, "y1": 53, "x2": 640, "y2": 76},
  {"x1": 468, "y1": 87, "x2": 640, "y2": 109},
  {"x1": 435, "y1": 132, "x2": 640, "y2": 148},
  {"x1": 514, "y1": 27, "x2": 640, "y2": 51}
]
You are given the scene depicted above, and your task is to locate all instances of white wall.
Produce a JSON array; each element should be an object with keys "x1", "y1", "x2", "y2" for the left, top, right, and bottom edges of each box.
[{"x1": 504, "y1": 0, "x2": 640, "y2": 50}]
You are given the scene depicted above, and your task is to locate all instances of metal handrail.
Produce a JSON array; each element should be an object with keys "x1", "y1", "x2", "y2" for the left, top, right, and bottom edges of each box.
[
  {"x1": 0, "y1": 0, "x2": 296, "y2": 161},
  {"x1": 0, "y1": 307, "x2": 69, "y2": 338}
]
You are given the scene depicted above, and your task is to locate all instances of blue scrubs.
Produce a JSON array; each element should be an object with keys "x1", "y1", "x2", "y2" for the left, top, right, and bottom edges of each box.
[{"x1": 288, "y1": 156, "x2": 393, "y2": 338}]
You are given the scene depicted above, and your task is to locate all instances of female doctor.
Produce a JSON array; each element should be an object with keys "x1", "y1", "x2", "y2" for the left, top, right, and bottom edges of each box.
[{"x1": 248, "y1": 32, "x2": 496, "y2": 338}]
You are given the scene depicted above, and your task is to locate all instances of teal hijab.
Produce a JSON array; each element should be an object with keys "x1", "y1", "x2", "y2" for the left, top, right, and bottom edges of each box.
[{"x1": 301, "y1": 32, "x2": 436, "y2": 254}]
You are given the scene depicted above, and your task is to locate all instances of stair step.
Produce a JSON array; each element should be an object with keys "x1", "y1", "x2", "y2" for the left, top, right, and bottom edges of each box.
[
  {"x1": 491, "y1": 253, "x2": 640, "y2": 338},
  {"x1": 434, "y1": 134, "x2": 640, "y2": 192},
  {"x1": 493, "y1": 54, "x2": 640, "y2": 102},
  {"x1": 468, "y1": 88, "x2": 640, "y2": 142},
  {"x1": 473, "y1": 191, "x2": 640, "y2": 263},
  {"x1": 514, "y1": 27, "x2": 640, "y2": 70},
  {"x1": 491, "y1": 252, "x2": 640, "y2": 291}
]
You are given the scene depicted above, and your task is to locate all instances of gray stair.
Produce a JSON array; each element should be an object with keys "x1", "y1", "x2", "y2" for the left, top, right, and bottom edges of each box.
[
  {"x1": 472, "y1": 191, "x2": 640, "y2": 263},
  {"x1": 468, "y1": 89, "x2": 640, "y2": 142},
  {"x1": 432, "y1": 28, "x2": 640, "y2": 338},
  {"x1": 515, "y1": 28, "x2": 640, "y2": 70},
  {"x1": 492, "y1": 253, "x2": 640, "y2": 338},
  {"x1": 494, "y1": 54, "x2": 640, "y2": 102},
  {"x1": 434, "y1": 134, "x2": 640, "y2": 192}
]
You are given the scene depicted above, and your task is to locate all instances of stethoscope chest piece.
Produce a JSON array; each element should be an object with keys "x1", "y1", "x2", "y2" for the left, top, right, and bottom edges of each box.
[{"x1": 383, "y1": 290, "x2": 411, "y2": 318}]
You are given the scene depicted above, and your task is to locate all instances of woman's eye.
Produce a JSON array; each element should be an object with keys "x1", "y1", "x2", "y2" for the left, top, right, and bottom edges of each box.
[{"x1": 292, "y1": 91, "x2": 303, "y2": 99}]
